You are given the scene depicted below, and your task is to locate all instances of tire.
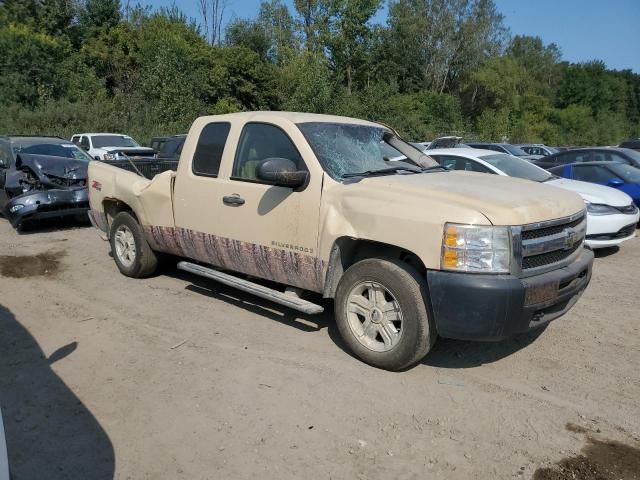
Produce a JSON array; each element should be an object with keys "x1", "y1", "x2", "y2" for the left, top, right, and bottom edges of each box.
[
  {"x1": 335, "y1": 257, "x2": 436, "y2": 371},
  {"x1": 109, "y1": 211, "x2": 158, "y2": 278}
]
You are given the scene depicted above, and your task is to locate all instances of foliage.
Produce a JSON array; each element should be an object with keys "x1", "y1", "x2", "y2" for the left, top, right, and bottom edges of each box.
[{"x1": 0, "y1": 0, "x2": 638, "y2": 145}]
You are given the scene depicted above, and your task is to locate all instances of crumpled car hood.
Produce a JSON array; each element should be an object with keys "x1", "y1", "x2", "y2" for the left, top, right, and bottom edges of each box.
[{"x1": 18, "y1": 154, "x2": 88, "y2": 181}]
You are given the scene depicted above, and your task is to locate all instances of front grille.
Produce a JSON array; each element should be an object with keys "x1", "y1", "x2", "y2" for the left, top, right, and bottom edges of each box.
[
  {"x1": 615, "y1": 204, "x2": 638, "y2": 215},
  {"x1": 522, "y1": 241, "x2": 582, "y2": 269},
  {"x1": 48, "y1": 175, "x2": 87, "y2": 188},
  {"x1": 521, "y1": 214, "x2": 585, "y2": 240},
  {"x1": 38, "y1": 201, "x2": 89, "y2": 213},
  {"x1": 520, "y1": 212, "x2": 587, "y2": 271},
  {"x1": 586, "y1": 223, "x2": 637, "y2": 241}
]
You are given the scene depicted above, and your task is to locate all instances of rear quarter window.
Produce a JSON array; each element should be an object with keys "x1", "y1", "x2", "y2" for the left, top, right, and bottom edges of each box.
[{"x1": 192, "y1": 123, "x2": 231, "y2": 177}]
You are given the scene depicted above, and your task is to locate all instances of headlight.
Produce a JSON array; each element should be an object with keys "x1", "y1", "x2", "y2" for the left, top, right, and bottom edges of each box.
[
  {"x1": 9, "y1": 204, "x2": 24, "y2": 213},
  {"x1": 586, "y1": 203, "x2": 619, "y2": 216},
  {"x1": 103, "y1": 153, "x2": 116, "y2": 161},
  {"x1": 441, "y1": 223, "x2": 511, "y2": 273}
]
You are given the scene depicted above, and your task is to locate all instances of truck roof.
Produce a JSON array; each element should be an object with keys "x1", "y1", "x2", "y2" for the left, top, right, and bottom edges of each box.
[
  {"x1": 195, "y1": 111, "x2": 382, "y2": 128},
  {"x1": 73, "y1": 133, "x2": 134, "y2": 137}
]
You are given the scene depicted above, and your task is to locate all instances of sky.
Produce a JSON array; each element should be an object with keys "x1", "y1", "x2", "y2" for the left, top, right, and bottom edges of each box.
[{"x1": 144, "y1": 0, "x2": 640, "y2": 72}]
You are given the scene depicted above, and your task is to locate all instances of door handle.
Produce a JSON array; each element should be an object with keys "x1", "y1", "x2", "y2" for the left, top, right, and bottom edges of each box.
[{"x1": 223, "y1": 194, "x2": 245, "y2": 206}]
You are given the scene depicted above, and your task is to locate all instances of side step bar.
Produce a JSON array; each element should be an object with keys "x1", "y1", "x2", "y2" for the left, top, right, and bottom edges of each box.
[{"x1": 177, "y1": 261, "x2": 324, "y2": 315}]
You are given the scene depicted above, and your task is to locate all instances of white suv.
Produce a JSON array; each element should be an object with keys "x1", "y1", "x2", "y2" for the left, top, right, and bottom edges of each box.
[{"x1": 71, "y1": 133, "x2": 155, "y2": 161}]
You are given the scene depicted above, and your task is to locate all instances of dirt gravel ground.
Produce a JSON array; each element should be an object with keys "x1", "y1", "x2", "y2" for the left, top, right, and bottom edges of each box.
[{"x1": 0, "y1": 217, "x2": 639, "y2": 480}]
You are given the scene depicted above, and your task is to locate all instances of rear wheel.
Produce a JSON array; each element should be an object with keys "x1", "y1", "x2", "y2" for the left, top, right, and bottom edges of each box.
[
  {"x1": 335, "y1": 258, "x2": 436, "y2": 371},
  {"x1": 109, "y1": 212, "x2": 158, "y2": 278}
]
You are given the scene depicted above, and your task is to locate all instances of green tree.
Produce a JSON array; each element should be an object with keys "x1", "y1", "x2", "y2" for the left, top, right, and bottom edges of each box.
[{"x1": 325, "y1": 0, "x2": 381, "y2": 95}]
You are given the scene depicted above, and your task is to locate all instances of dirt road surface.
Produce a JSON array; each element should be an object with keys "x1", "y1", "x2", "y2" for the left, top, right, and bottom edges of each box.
[{"x1": 0, "y1": 218, "x2": 639, "y2": 480}]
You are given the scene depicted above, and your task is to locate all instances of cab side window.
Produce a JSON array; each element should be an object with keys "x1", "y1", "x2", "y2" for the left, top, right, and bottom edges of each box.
[
  {"x1": 80, "y1": 136, "x2": 90, "y2": 150},
  {"x1": 232, "y1": 123, "x2": 305, "y2": 181},
  {"x1": 192, "y1": 122, "x2": 231, "y2": 177}
]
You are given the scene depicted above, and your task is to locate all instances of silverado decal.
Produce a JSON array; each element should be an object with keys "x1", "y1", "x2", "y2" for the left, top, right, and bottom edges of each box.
[{"x1": 143, "y1": 226, "x2": 327, "y2": 293}]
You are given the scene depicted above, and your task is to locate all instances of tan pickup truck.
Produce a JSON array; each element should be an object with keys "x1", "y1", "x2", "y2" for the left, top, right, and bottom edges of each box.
[{"x1": 88, "y1": 112, "x2": 594, "y2": 370}]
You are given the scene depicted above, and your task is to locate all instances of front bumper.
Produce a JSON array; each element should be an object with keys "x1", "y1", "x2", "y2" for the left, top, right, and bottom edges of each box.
[
  {"x1": 3, "y1": 188, "x2": 89, "y2": 227},
  {"x1": 585, "y1": 212, "x2": 639, "y2": 249},
  {"x1": 427, "y1": 248, "x2": 594, "y2": 341}
]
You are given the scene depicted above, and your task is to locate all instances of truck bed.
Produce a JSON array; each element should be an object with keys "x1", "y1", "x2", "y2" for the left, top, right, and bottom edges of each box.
[{"x1": 102, "y1": 158, "x2": 178, "y2": 180}]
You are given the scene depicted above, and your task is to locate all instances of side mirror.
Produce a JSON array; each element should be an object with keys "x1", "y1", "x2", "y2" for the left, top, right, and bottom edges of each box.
[
  {"x1": 256, "y1": 157, "x2": 308, "y2": 189},
  {"x1": 607, "y1": 178, "x2": 624, "y2": 188}
]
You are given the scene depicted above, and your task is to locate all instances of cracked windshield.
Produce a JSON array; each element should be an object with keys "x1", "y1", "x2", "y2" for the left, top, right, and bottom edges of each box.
[{"x1": 297, "y1": 122, "x2": 419, "y2": 178}]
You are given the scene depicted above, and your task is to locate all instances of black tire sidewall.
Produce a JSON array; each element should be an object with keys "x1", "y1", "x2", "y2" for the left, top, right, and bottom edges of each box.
[
  {"x1": 335, "y1": 258, "x2": 434, "y2": 371},
  {"x1": 109, "y1": 212, "x2": 156, "y2": 278}
]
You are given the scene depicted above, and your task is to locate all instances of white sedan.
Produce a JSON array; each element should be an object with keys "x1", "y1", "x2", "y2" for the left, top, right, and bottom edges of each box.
[{"x1": 425, "y1": 148, "x2": 639, "y2": 249}]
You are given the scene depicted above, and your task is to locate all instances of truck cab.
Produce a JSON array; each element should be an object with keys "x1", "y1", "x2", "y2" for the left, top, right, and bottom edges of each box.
[{"x1": 88, "y1": 112, "x2": 593, "y2": 370}]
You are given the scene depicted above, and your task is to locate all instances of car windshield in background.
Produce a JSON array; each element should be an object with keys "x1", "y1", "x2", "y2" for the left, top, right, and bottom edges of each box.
[
  {"x1": 13, "y1": 142, "x2": 92, "y2": 162},
  {"x1": 608, "y1": 163, "x2": 640, "y2": 183},
  {"x1": 547, "y1": 147, "x2": 560, "y2": 154},
  {"x1": 91, "y1": 135, "x2": 139, "y2": 148},
  {"x1": 503, "y1": 145, "x2": 530, "y2": 156},
  {"x1": 621, "y1": 148, "x2": 640, "y2": 165},
  {"x1": 297, "y1": 122, "x2": 415, "y2": 178},
  {"x1": 479, "y1": 153, "x2": 552, "y2": 182}
]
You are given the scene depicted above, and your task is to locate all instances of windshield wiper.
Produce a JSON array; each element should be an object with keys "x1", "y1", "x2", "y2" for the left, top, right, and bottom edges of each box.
[{"x1": 342, "y1": 166, "x2": 421, "y2": 178}]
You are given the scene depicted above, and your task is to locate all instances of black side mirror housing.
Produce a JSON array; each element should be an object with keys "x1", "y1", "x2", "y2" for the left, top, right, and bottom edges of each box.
[{"x1": 257, "y1": 157, "x2": 308, "y2": 188}]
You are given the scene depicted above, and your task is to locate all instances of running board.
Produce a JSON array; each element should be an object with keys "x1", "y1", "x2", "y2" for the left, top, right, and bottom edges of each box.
[{"x1": 177, "y1": 261, "x2": 324, "y2": 315}]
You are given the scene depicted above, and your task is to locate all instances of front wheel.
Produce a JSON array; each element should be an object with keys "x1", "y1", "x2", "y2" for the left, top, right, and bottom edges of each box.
[
  {"x1": 335, "y1": 258, "x2": 436, "y2": 371},
  {"x1": 109, "y1": 212, "x2": 158, "y2": 278}
]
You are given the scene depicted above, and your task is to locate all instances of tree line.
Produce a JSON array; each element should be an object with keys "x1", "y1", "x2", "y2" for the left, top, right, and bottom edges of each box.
[{"x1": 1, "y1": 0, "x2": 639, "y2": 146}]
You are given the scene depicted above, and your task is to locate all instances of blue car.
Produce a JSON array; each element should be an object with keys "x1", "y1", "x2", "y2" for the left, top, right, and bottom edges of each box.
[{"x1": 549, "y1": 161, "x2": 640, "y2": 207}]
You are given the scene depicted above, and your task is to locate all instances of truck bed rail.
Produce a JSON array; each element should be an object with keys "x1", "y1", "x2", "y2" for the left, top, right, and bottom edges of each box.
[{"x1": 101, "y1": 158, "x2": 178, "y2": 180}]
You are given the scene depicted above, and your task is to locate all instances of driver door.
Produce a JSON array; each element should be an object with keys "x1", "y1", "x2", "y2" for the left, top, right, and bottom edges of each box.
[
  {"x1": 173, "y1": 120, "x2": 324, "y2": 292},
  {"x1": 214, "y1": 122, "x2": 323, "y2": 291}
]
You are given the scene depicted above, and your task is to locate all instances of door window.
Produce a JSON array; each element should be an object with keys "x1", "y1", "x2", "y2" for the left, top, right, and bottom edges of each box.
[
  {"x1": 591, "y1": 151, "x2": 632, "y2": 165},
  {"x1": 232, "y1": 123, "x2": 305, "y2": 181},
  {"x1": 80, "y1": 136, "x2": 90, "y2": 150},
  {"x1": 192, "y1": 123, "x2": 231, "y2": 177},
  {"x1": 572, "y1": 165, "x2": 620, "y2": 183},
  {"x1": 433, "y1": 155, "x2": 491, "y2": 173}
]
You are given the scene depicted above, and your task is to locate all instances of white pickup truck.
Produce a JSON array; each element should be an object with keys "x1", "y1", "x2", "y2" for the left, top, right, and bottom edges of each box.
[{"x1": 88, "y1": 112, "x2": 594, "y2": 370}]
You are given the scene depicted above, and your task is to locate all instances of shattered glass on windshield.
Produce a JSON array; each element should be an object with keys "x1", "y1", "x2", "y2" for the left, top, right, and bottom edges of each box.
[{"x1": 297, "y1": 122, "x2": 407, "y2": 178}]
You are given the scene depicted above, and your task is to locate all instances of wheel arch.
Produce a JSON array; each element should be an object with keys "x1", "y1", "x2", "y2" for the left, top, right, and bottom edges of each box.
[
  {"x1": 102, "y1": 198, "x2": 139, "y2": 238},
  {"x1": 322, "y1": 237, "x2": 427, "y2": 298}
]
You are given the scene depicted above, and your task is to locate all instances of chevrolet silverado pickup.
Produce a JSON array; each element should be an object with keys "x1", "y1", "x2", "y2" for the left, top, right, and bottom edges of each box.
[{"x1": 87, "y1": 112, "x2": 594, "y2": 370}]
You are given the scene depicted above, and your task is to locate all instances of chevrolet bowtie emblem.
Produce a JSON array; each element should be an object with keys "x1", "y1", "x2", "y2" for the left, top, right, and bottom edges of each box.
[{"x1": 564, "y1": 227, "x2": 578, "y2": 250}]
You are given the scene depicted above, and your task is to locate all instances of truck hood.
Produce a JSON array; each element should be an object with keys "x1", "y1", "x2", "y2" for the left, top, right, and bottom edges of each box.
[
  {"x1": 546, "y1": 178, "x2": 633, "y2": 207},
  {"x1": 96, "y1": 147, "x2": 155, "y2": 156},
  {"x1": 350, "y1": 171, "x2": 585, "y2": 226}
]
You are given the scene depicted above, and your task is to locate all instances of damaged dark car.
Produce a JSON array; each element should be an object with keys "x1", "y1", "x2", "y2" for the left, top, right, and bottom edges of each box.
[{"x1": 0, "y1": 136, "x2": 90, "y2": 230}]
